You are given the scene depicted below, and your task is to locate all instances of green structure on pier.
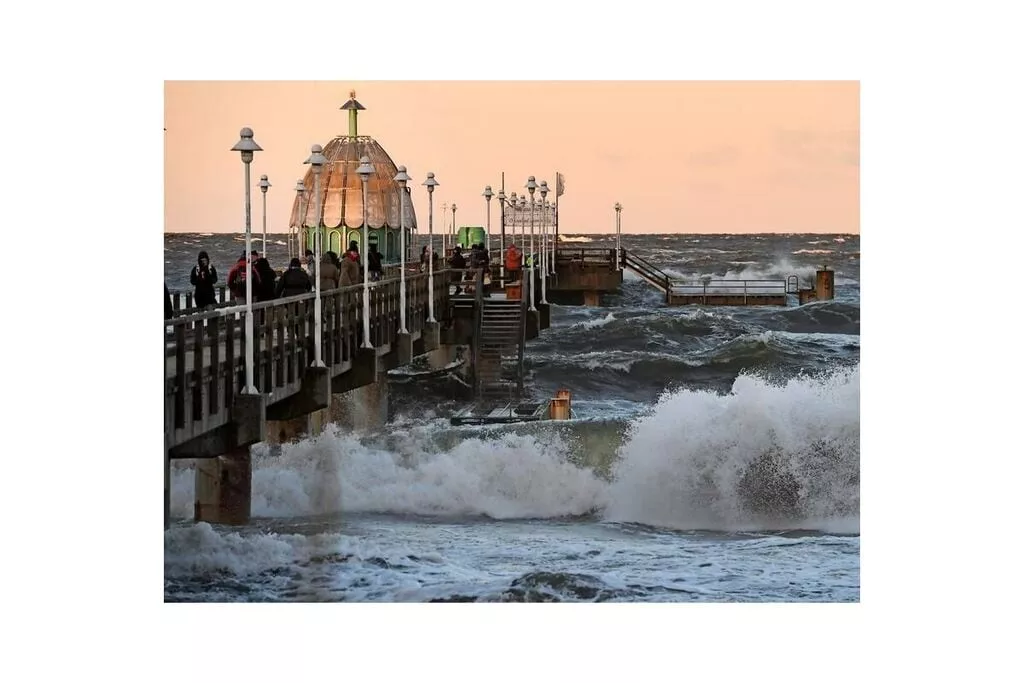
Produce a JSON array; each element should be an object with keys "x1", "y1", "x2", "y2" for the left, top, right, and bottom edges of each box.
[{"x1": 289, "y1": 91, "x2": 417, "y2": 263}]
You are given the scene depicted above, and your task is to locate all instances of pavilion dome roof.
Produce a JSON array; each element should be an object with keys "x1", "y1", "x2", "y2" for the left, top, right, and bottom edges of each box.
[{"x1": 289, "y1": 92, "x2": 417, "y2": 232}]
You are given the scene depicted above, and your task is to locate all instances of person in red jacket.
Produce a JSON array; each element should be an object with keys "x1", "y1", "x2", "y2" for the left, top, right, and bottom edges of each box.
[{"x1": 227, "y1": 251, "x2": 261, "y2": 301}]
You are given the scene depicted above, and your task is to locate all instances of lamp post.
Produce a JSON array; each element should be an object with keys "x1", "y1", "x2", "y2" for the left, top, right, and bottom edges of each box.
[
  {"x1": 304, "y1": 144, "x2": 327, "y2": 367},
  {"x1": 548, "y1": 199, "x2": 556, "y2": 275},
  {"x1": 395, "y1": 165, "x2": 411, "y2": 334},
  {"x1": 496, "y1": 190, "x2": 507, "y2": 287},
  {"x1": 451, "y1": 203, "x2": 458, "y2": 251},
  {"x1": 539, "y1": 180, "x2": 549, "y2": 304},
  {"x1": 483, "y1": 186, "x2": 494, "y2": 259},
  {"x1": 230, "y1": 128, "x2": 262, "y2": 394},
  {"x1": 258, "y1": 174, "x2": 271, "y2": 258},
  {"x1": 517, "y1": 195, "x2": 525, "y2": 251},
  {"x1": 614, "y1": 202, "x2": 623, "y2": 271},
  {"x1": 423, "y1": 172, "x2": 439, "y2": 322},
  {"x1": 509, "y1": 192, "x2": 518, "y2": 243},
  {"x1": 293, "y1": 179, "x2": 306, "y2": 261},
  {"x1": 525, "y1": 176, "x2": 537, "y2": 311},
  {"x1": 441, "y1": 202, "x2": 448, "y2": 256},
  {"x1": 356, "y1": 155, "x2": 374, "y2": 349}
]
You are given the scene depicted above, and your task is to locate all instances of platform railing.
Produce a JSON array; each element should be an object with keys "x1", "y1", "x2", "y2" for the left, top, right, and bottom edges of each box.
[{"x1": 668, "y1": 279, "x2": 789, "y2": 296}]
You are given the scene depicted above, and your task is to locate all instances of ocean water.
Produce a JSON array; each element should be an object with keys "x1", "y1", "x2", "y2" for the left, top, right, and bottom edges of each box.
[{"x1": 164, "y1": 232, "x2": 860, "y2": 602}]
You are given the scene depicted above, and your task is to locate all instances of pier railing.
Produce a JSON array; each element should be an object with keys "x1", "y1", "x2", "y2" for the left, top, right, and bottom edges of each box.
[
  {"x1": 669, "y1": 279, "x2": 789, "y2": 296},
  {"x1": 164, "y1": 270, "x2": 449, "y2": 444},
  {"x1": 555, "y1": 247, "x2": 617, "y2": 266}
]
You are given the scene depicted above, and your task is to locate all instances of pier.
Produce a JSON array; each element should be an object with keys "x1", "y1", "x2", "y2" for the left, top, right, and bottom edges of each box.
[
  {"x1": 509, "y1": 246, "x2": 835, "y2": 307},
  {"x1": 165, "y1": 268, "x2": 549, "y2": 527},
  {"x1": 163, "y1": 88, "x2": 835, "y2": 531}
]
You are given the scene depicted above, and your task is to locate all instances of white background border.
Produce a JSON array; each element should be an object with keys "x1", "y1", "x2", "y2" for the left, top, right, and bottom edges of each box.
[{"x1": 2, "y1": 0, "x2": 1020, "y2": 680}]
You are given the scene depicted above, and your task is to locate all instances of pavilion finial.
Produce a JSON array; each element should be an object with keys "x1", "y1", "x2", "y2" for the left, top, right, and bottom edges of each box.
[{"x1": 340, "y1": 89, "x2": 366, "y2": 137}]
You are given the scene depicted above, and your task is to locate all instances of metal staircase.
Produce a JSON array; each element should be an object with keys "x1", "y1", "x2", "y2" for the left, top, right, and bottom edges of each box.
[
  {"x1": 475, "y1": 298, "x2": 526, "y2": 403},
  {"x1": 621, "y1": 248, "x2": 672, "y2": 301}
]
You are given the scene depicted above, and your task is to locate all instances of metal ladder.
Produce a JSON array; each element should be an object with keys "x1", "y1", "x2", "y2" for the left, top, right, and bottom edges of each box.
[{"x1": 475, "y1": 299, "x2": 525, "y2": 404}]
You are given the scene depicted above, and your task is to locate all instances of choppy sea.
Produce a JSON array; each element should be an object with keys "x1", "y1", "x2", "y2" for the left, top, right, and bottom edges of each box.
[{"x1": 164, "y1": 231, "x2": 860, "y2": 602}]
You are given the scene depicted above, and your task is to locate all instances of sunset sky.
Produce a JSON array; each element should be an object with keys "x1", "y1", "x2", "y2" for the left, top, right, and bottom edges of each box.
[{"x1": 164, "y1": 81, "x2": 858, "y2": 235}]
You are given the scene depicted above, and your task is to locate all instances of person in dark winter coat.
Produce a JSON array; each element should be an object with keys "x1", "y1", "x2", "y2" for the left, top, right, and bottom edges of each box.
[
  {"x1": 449, "y1": 246, "x2": 467, "y2": 294},
  {"x1": 189, "y1": 250, "x2": 218, "y2": 309},
  {"x1": 165, "y1": 283, "x2": 173, "y2": 319},
  {"x1": 275, "y1": 258, "x2": 313, "y2": 298},
  {"x1": 367, "y1": 244, "x2": 383, "y2": 281},
  {"x1": 254, "y1": 257, "x2": 277, "y2": 302}
]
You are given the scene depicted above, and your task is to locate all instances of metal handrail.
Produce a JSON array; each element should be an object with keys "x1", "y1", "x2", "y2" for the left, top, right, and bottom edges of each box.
[{"x1": 669, "y1": 279, "x2": 788, "y2": 295}]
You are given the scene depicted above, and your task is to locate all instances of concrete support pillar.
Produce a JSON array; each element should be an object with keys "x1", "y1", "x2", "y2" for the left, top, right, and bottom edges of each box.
[
  {"x1": 815, "y1": 269, "x2": 835, "y2": 301},
  {"x1": 583, "y1": 290, "x2": 601, "y2": 307},
  {"x1": 307, "y1": 407, "x2": 330, "y2": 437},
  {"x1": 329, "y1": 373, "x2": 389, "y2": 431},
  {"x1": 266, "y1": 414, "x2": 311, "y2": 446},
  {"x1": 194, "y1": 447, "x2": 252, "y2": 526}
]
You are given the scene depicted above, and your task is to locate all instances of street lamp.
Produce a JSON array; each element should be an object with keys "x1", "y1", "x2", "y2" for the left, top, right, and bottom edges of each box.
[
  {"x1": 451, "y1": 203, "x2": 458, "y2": 251},
  {"x1": 441, "y1": 201, "x2": 448, "y2": 256},
  {"x1": 230, "y1": 127, "x2": 262, "y2": 394},
  {"x1": 509, "y1": 192, "x2": 518, "y2": 243},
  {"x1": 356, "y1": 155, "x2": 375, "y2": 349},
  {"x1": 539, "y1": 180, "x2": 549, "y2": 304},
  {"x1": 422, "y1": 172, "x2": 439, "y2": 323},
  {"x1": 496, "y1": 189, "x2": 507, "y2": 287},
  {"x1": 258, "y1": 174, "x2": 271, "y2": 258},
  {"x1": 395, "y1": 165, "x2": 411, "y2": 334},
  {"x1": 614, "y1": 202, "x2": 623, "y2": 271},
  {"x1": 525, "y1": 176, "x2": 537, "y2": 312},
  {"x1": 483, "y1": 186, "x2": 493, "y2": 286},
  {"x1": 483, "y1": 186, "x2": 494, "y2": 258},
  {"x1": 304, "y1": 143, "x2": 327, "y2": 368},
  {"x1": 292, "y1": 179, "x2": 306, "y2": 260}
]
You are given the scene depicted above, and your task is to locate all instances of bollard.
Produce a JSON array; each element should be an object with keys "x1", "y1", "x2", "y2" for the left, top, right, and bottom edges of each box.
[
  {"x1": 549, "y1": 395, "x2": 571, "y2": 420},
  {"x1": 555, "y1": 388, "x2": 572, "y2": 417},
  {"x1": 815, "y1": 267, "x2": 835, "y2": 301}
]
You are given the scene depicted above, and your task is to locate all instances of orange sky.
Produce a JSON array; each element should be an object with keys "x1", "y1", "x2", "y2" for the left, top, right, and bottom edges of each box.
[{"x1": 164, "y1": 81, "x2": 858, "y2": 235}]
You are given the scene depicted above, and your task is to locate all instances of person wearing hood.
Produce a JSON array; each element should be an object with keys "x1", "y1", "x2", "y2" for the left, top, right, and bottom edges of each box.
[
  {"x1": 189, "y1": 250, "x2": 218, "y2": 309},
  {"x1": 227, "y1": 251, "x2": 261, "y2": 301},
  {"x1": 254, "y1": 257, "x2": 277, "y2": 302},
  {"x1": 367, "y1": 244, "x2": 383, "y2": 281},
  {"x1": 340, "y1": 249, "x2": 361, "y2": 286},
  {"x1": 276, "y1": 258, "x2": 313, "y2": 298},
  {"x1": 303, "y1": 248, "x2": 318, "y2": 281},
  {"x1": 320, "y1": 251, "x2": 341, "y2": 290}
]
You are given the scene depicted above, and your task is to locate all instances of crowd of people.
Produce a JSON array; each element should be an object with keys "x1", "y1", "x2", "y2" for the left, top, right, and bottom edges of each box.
[{"x1": 166, "y1": 240, "x2": 527, "y2": 318}]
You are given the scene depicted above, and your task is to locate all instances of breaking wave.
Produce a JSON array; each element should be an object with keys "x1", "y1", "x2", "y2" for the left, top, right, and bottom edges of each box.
[{"x1": 171, "y1": 367, "x2": 858, "y2": 533}]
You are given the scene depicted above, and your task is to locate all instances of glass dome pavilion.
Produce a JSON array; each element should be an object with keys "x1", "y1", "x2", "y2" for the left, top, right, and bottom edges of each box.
[{"x1": 289, "y1": 91, "x2": 417, "y2": 263}]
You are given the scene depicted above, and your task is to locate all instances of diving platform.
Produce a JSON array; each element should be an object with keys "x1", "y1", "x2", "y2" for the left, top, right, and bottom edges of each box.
[{"x1": 450, "y1": 400, "x2": 552, "y2": 426}]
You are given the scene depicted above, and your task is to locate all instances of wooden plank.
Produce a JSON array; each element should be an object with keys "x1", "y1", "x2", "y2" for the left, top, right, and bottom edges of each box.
[
  {"x1": 208, "y1": 316, "x2": 220, "y2": 415},
  {"x1": 174, "y1": 325, "x2": 186, "y2": 429},
  {"x1": 264, "y1": 307, "x2": 274, "y2": 390},
  {"x1": 192, "y1": 314, "x2": 204, "y2": 421},
  {"x1": 275, "y1": 305, "x2": 285, "y2": 388},
  {"x1": 251, "y1": 309, "x2": 262, "y2": 392},
  {"x1": 225, "y1": 311, "x2": 236, "y2": 400},
  {"x1": 324, "y1": 293, "x2": 335, "y2": 368}
]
